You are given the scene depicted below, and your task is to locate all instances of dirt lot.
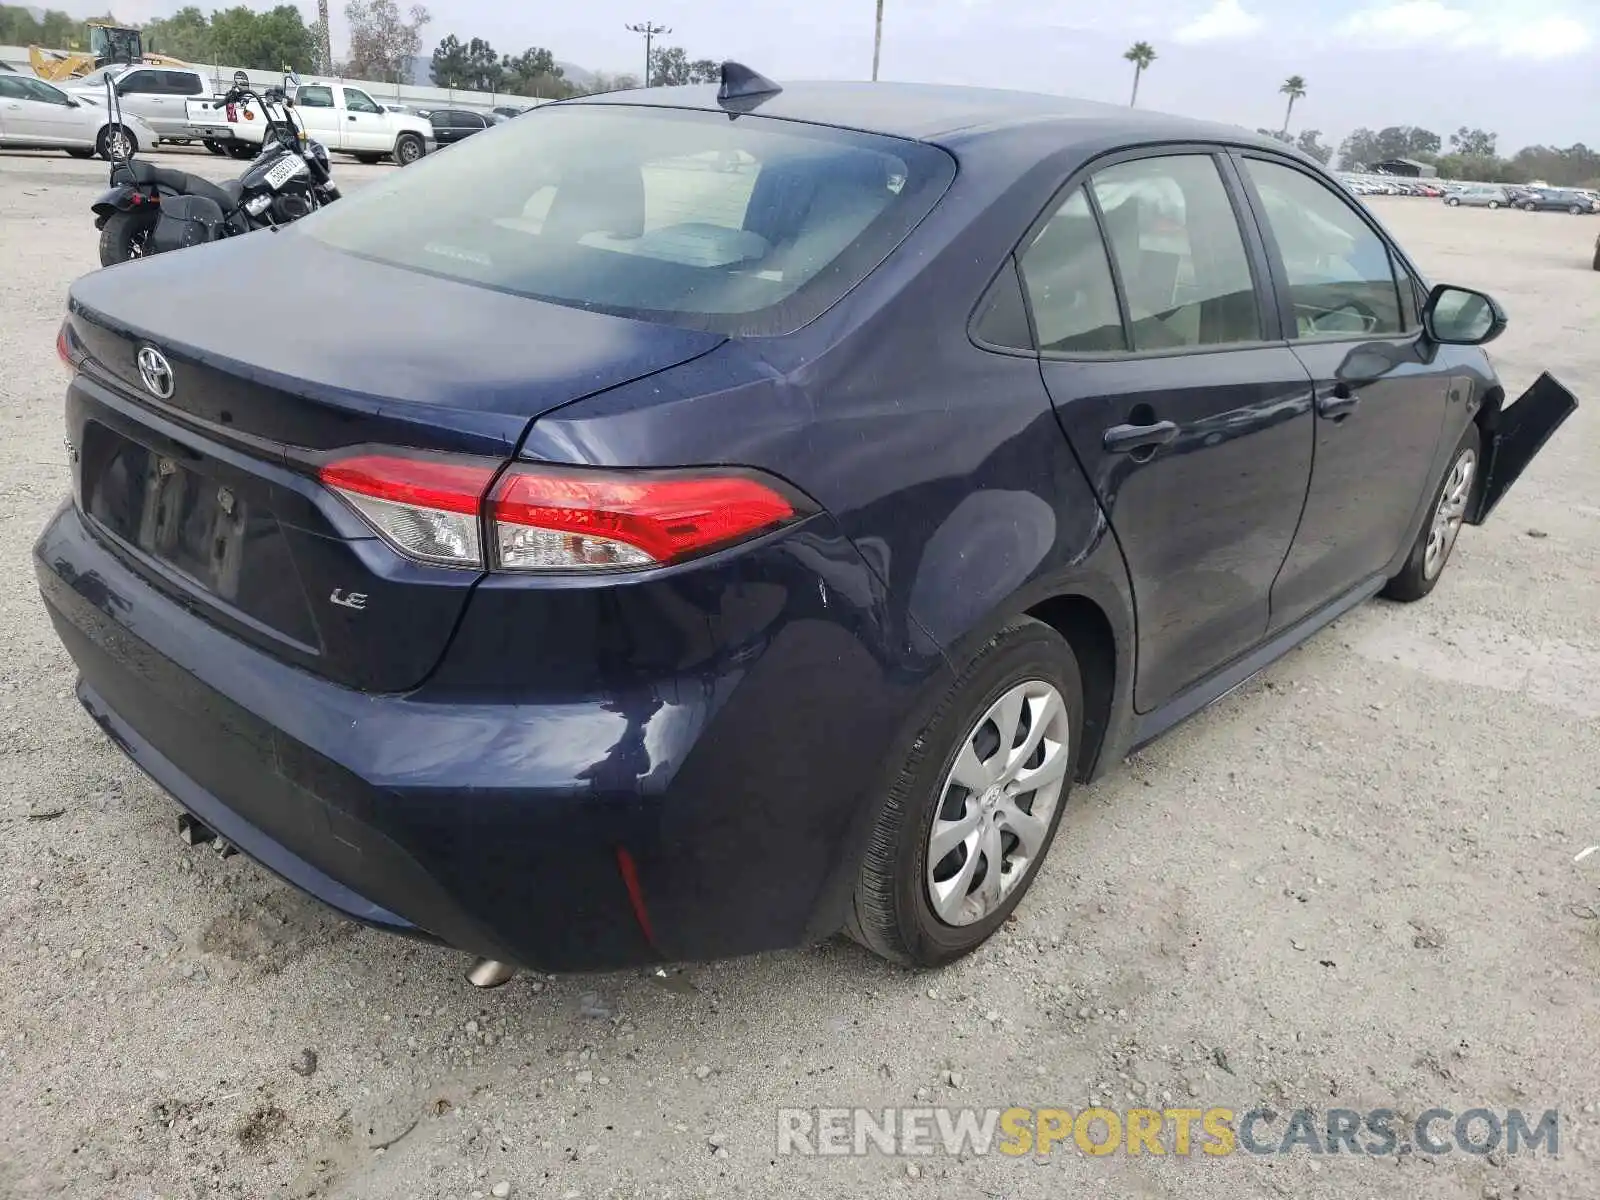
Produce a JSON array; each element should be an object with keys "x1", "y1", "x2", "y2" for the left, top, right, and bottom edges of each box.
[{"x1": 1, "y1": 148, "x2": 1597, "y2": 1200}]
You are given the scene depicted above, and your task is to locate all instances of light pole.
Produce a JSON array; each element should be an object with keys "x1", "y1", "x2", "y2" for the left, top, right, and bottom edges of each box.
[
  {"x1": 626, "y1": 21, "x2": 670, "y2": 87},
  {"x1": 872, "y1": 0, "x2": 883, "y2": 81}
]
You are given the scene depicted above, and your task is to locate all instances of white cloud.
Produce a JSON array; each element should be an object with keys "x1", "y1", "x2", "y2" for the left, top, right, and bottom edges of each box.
[
  {"x1": 1174, "y1": 0, "x2": 1265, "y2": 43},
  {"x1": 1339, "y1": 3, "x2": 1594, "y2": 58}
]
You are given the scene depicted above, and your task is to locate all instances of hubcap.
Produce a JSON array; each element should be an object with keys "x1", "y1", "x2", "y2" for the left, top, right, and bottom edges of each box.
[
  {"x1": 925, "y1": 679, "x2": 1070, "y2": 927},
  {"x1": 1424, "y1": 448, "x2": 1475, "y2": 580}
]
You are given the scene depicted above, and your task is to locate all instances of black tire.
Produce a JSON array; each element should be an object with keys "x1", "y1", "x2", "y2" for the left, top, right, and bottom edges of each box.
[
  {"x1": 1446, "y1": 197, "x2": 1460, "y2": 207},
  {"x1": 65, "y1": 147, "x2": 95, "y2": 159},
  {"x1": 1570, "y1": 204, "x2": 1583, "y2": 215},
  {"x1": 203, "y1": 139, "x2": 228, "y2": 156},
  {"x1": 96, "y1": 124, "x2": 137, "y2": 161},
  {"x1": 226, "y1": 141, "x2": 257, "y2": 160},
  {"x1": 1383, "y1": 423, "x2": 1481, "y2": 603},
  {"x1": 846, "y1": 618, "x2": 1083, "y2": 968},
  {"x1": 394, "y1": 133, "x2": 424, "y2": 165},
  {"x1": 98, "y1": 209, "x2": 158, "y2": 267},
  {"x1": 1487, "y1": 201, "x2": 1499, "y2": 209},
  {"x1": 354, "y1": 153, "x2": 382, "y2": 164},
  {"x1": 1592, "y1": 237, "x2": 1600, "y2": 272}
]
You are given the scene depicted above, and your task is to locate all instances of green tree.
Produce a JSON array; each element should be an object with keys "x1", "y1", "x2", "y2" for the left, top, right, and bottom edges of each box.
[
  {"x1": 429, "y1": 32, "x2": 467, "y2": 86},
  {"x1": 208, "y1": 5, "x2": 314, "y2": 72},
  {"x1": 1295, "y1": 129, "x2": 1333, "y2": 165},
  {"x1": 1279, "y1": 74, "x2": 1306, "y2": 136},
  {"x1": 0, "y1": 5, "x2": 91, "y2": 50},
  {"x1": 141, "y1": 5, "x2": 210, "y2": 60},
  {"x1": 501, "y1": 46, "x2": 572, "y2": 98},
  {"x1": 1449, "y1": 127, "x2": 1497, "y2": 158},
  {"x1": 1123, "y1": 41, "x2": 1155, "y2": 107},
  {"x1": 343, "y1": 0, "x2": 429, "y2": 82},
  {"x1": 1338, "y1": 125, "x2": 1440, "y2": 169}
]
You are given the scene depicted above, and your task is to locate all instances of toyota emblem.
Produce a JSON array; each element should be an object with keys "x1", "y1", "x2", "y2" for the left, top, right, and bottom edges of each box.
[{"x1": 136, "y1": 346, "x2": 174, "y2": 400}]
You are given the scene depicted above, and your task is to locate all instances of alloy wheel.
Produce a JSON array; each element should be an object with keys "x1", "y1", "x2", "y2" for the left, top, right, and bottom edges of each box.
[
  {"x1": 107, "y1": 129, "x2": 132, "y2": 159},
  {"x1": 926, "y1": 679, "x2": 1070, "y2": 926},
  {"x1": 1423, "y1": 448, "x2": 1476, "y2": 581}
]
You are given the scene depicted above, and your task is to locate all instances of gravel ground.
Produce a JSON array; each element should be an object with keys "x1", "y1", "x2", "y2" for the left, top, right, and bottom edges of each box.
[{"x1": 1, "y1": 150, "x2": 1597, "y2": 1200}]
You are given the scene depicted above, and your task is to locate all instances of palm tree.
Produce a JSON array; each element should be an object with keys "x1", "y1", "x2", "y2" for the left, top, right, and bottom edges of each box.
[
  {"x1": 1123, "y1": 41, "x2": 1156, "y2": 107},
  {"x1": 1279, "y1": 75, "x2": 1307, "y2": 136},
  {"x1": 872, "y1": 0, "x2": 884, "y2": 81}
]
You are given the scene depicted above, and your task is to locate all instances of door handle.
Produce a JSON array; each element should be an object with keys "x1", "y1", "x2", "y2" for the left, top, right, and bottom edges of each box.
[
  {"x1": 1103, "y1": 420, "x2": 1179, "y2": 454},
  {"x1": 1317, "y1": 382, "x2": 1361, "y2": 421},
  {"x1": 347, "y1": 114, "x2": 357, "y2": 121}
]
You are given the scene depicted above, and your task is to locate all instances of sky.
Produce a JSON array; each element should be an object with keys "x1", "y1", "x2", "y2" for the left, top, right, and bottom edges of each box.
[{"x1": 56, "y1": 0, "x2": 1600, "y2": 151}]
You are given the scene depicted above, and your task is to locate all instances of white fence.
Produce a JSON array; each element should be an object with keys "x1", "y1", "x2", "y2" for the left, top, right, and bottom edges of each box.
[{"x1": 0, "y1": 45, "x2": 541, "y2": 117}]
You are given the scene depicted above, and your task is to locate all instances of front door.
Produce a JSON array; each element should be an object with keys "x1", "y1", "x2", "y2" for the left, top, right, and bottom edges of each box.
[
  {"x1": 1023, "y1": 151, "x2": 1316, "y2": 712},
  {"x1": 1234, "y1": 154, "x2": 1451, "y2": 630},
  {"x1": 341, "y1": 87, "x2": 387, "y2": 152},
  {"x1": 294, "y1": 84, "x2": 342, "y2": 149},
  {"x1": 14, "y1": 77, "x2": 85, "y2": 145}
]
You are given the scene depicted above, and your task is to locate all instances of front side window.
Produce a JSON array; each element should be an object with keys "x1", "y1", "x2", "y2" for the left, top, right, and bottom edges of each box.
[
  {"x1": 117, "y1": 70, "x2": 158, "y2": 95},
  {"x1": 0, "y1": 77, "x2": 25, "y2": 101},
  {"x1": 1242, "y1": 157, "x2": 1405, "y2": 340},
  {"x1": 343, "y1": 88, "x2": 381, "y2": 114},
  {"x1": 20, "y1": 78, "x2": 70, "y2": 105},
  {"x1": 298, "y1": 85, "x2": 335, "y2": 108},
  {"x1": 304, "y1": 104, "x2": 955, "y2": 336},
  {"x1": 1089, "y1": 154, "x2": 1262, "y2": 350},
  {"x1": 1018, "y1": 189, "x2": 1125, "y2": 353}
]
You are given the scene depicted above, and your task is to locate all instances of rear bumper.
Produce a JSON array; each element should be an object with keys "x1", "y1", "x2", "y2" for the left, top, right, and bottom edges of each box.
[{"x1": 35, "y1": 499, "x2": 940, "y2": 971}]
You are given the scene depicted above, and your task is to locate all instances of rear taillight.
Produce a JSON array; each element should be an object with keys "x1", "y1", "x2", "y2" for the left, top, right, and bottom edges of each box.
[
  {"x1": 319, "y1": 454, "x2": 803, "y2": 573},
  {"x1": 320, "y1": 454, "x2": 494, "y2": 568},
  {"x1": 57, "y1": 321, "x2": 81, "y2": 376},
  {"x1": 489, "y1": 469, "x2": 797, "y2": 571}
]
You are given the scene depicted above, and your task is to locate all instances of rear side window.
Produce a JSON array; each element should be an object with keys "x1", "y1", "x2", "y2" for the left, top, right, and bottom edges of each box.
[
  {"x1": 164, "y1": 70, "x2": 202, "y2": 95},
  {"x1": 304, "y1": 104, "x2": 955, "y2": 336},
  {"x1": 1089, "y1": 154, "x2": 1262, "y2": 350},
  {"x1": 1018, "y1": 189, "x2": 1125, "y2": 353},
  {"x1": 1242, "y1": 158, "x2": 1404, "y2": 340},
  {"x1": 298, "y1": 85, "x2": 335, "y2": 108}
]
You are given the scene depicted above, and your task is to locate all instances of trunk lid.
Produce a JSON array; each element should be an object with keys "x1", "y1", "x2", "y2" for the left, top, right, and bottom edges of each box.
[{"x1": 64, "y1": 232, "x2": 725, "y2": 693}]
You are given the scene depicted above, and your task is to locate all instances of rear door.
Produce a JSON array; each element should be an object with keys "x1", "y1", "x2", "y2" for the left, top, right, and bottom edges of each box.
[
  {"x1": 1233, "y1": 153, "x2": 1452, "y2": 631},
  {"x1": 341, "y1": 86, "x2": 388, "y2": 151},
  {"x1": 1026, "y1": 149, "x2": 1316, "y2": 712}
]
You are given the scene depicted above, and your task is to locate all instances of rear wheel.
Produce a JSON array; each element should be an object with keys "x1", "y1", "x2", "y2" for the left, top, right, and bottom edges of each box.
[
  {"x1": 394, "y1": 133, "x2": 424, "y2": 165},
  {"x1": 846, "y1": 618, "x2": 1082, "y2": 967},
  {"x1": 98, "y1": 209, "x2": 158, "y2": 267},
  {"x1": 226, "y1": 141, "x2": 256, "y2": 160},
  {"x1": 96, "y1": 124, "x2": 136, "y2": 161},
  {"x1": 1383, "y1": 424, "x2": 1480, "y2": 603},
  {"x1": 203, "y1": 139, "x2": 229, "y2": 156},
  {"x1": 1487, "y1": 200, "x2": 1499, "y2": 209},
  {"x1": 1446, "y1": 197, "x2": 1460, "y2": 206}
]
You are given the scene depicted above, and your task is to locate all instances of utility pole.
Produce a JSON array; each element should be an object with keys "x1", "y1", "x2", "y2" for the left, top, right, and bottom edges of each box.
[
  {"x1": 626, "y1": 21, "x2": 670, "y2": 88},
  {"x1": 872, "y1": 0, "x2": 883, "y2": 81}
]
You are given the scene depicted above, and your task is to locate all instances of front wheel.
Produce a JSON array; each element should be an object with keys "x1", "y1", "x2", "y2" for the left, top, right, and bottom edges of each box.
[
  {"x1": 1487, "y1": 200, "x2": 1499, "y2": 209},
  {"x1": 96, "y1": 124, "x2": 136, "y2": 161},
  {"x1": 846, "y1": 618, "x2": 1082, "y2": 968},
  {"x1": 98, "y1": 209, "x2": 158, "y2": 267},
  {"x1": 394, "y1": 133, "x2": 424, "y2": 166},
  {"x1": 1383, "y1": 424, "x2": 1481, "y2": 603},
  {"x1": 1446, "y1": 197, "x2": 1460, "y2": 206},
  {"x1": 1570, "y1": 204, "x2": 1584, "y2": 215}
]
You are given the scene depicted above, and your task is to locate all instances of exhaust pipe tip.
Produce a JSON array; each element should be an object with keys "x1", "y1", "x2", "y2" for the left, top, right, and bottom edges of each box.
[{"x1": 466, "y1": 959, "x2": 517, "y2": 989}]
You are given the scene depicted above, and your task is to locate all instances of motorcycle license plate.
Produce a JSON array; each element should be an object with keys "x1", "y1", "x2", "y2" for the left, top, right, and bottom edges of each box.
[{"x1": 263, "y1": 155, "x2": 307, "y2": 190}]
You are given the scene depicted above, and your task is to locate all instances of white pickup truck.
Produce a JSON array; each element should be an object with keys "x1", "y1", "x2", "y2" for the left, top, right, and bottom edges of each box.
[{"x1": 186, "y1": 82, "x2": 434, "y2": 165}]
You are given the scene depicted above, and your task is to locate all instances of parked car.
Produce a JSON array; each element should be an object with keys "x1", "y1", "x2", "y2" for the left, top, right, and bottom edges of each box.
[
  {"x1": 491, "y1": 104, "x2": 530, "y2": 119},
  {"x1": 37, "y1": 72, "x2": 1577, "y2": 977},
  {"x1": 0, "y1": 72, "x2": 158, "y2": 158},
  {"x1": 425, "y1": 107, "x2": 494, "y2": 146},
  {"x1": 191, "y1": 82, "x2": 434, "y2": 164},
  {"x1": 1513, "y1": 187, "x2": 1600, "y2": 214},
  {"x1": 67, "y1": 64, "x2": 208, "y2": 141},
  {"x1": 1445, "y1": 185, "x2": 1512, "y2": 209}
]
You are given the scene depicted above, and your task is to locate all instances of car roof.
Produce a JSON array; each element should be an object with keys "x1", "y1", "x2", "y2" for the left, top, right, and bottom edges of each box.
[{"x1": 569, "y1": 79, "x2": 1288, "y2": 152}]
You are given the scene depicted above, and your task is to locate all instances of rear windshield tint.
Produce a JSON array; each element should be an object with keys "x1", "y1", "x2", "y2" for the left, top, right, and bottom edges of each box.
[{"x1": 304, "y1": 103, "x2": 955, "y2": 336}]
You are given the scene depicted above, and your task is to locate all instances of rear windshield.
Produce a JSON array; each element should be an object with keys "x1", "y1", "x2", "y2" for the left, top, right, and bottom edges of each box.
[{"x1": 304, "y1": 103, "x2": 955, "y2": 335}]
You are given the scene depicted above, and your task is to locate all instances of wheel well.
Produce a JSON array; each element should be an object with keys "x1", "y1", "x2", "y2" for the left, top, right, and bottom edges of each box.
[{"x1": 1025, "y1": 594, "x2": 1117, "y2": 782}]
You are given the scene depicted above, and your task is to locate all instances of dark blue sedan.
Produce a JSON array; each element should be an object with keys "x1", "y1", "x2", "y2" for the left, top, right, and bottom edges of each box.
[{"x1": 37, "y1": 66, "x2": 1575, "y2": 976}]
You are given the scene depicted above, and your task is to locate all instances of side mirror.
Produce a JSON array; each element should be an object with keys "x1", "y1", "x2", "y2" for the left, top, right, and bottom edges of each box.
[
  {"x1": 1423, "y1": 284, "x2": 1506, "y2": 347},
  {"x1": 66, "y1": 97, "x2": 80, "y2": 107}
]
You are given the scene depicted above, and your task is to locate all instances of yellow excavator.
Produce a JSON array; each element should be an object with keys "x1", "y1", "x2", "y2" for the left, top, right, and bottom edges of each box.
[{"x1": 28, "y1": 22, "x2": 191, "y2": 82}]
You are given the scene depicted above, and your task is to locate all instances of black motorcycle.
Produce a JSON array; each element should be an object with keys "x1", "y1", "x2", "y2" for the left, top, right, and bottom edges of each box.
[{"x1": 92, "y1": 76, "x2": 339, "y2": 267}]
